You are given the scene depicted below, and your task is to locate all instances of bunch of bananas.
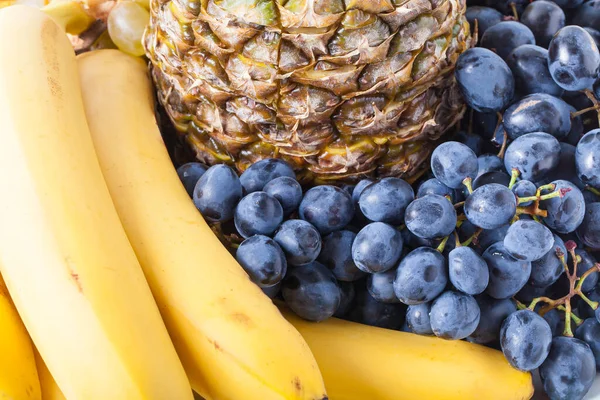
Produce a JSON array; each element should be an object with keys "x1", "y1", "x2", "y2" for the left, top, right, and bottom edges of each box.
[{"x1": 0, "y1": 5, "x2": 534, "y2": 400}]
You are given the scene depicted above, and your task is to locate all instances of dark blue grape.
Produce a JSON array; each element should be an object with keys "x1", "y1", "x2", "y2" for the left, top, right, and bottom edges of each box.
[
  {"x1": 465, "y1": 184, "x2": 517, "y2": 229},
  {"x1": 468, "y1": 294, "x2": 516, "y2": 345},
  {"x1": 503, "y1": 94, "x2": 571, "y2": 140},
  {"x1": 512, "y1": 180, "x2": 536, "y2": 207},
  {"x1": 405, "y1": 195, "x2": 457, "y2": 239},
  {"x1": 521, "y1": 1, "x2": 565, "y2": 48},
  {"x1": 236, "y1": 235, "x2": 287, "y2": 288},
  {"x1": 477, "y1": 224, "x2": 510, "y2": 252},
  {"x1": 274, "y1": 219, "x2": 321, "y2": 266},
  {"x1": 473, "y1": 171, "x2": 511, "y2": 189},
  {"x1": 515, "y1": 282, "x2": 551, "y2": 303},
  {"x1": 430, "y1": 291, "x2": 480, "y2": 340},
  {"x1": 234, "y1": 192, "x2": 283, "y2": 238},
  {"x1": 239, "y1": 158, "x2": 295, "y2": 193},
  {"x1": 540, "y1": 337, "x2": 596, "y2": 400},
  {"x1": 318, "y1": 230, "x2": 365, "y2": 282},
  {"x1": 193, "y1": 164, "x2": 242, "y2": 223},
  {"x1": 261, "y1": 282, "x2": 280, "y2": 299},
  {"x1": 177, "y1": 162, "x2": 207, "y2": 197},
  {"x1": 334, "y1": 281, "x2": 355, "y2": 318},
  {"x1": 500, "y1": 309, "x2": 552, "y2": 371},
  {"x1": 417, "y1": 178, "x2": 456, "y2": 202},
  {"x1": 483, "y1": 242, "x2": 532, "y2": 299},
  {"x1": 263, "y1": 176, "x2": 302, "y2": 216},
  {"x1": 431, "y1": 141, "x2": 479, "y2": 189},
  {"x1": 452, "y1": 131, "x2": 483, "y2": 154},
  {"x1": 406, "y1": 303, "x2": 433, "y2": 336},
  {"x1": 576, "y1": 318, "x2": 600, "y2": 369},
  {"x1": 579, "y1": 288, "x2": 600, "y2": 319},
  {"x1": 530, "y1": 234, "x2": 566, "y2": 288},
  {"x1": 486, "y1": 0, "x2": 528, "y2": 15},
  {"x1": 577, "y1": 202, "x2": 600, "y2": 249},
  {"x1": 551, "y1": 0, "x2": 584, "y2": 8},
  {"x1": 352, "y1": 179, "x2": 374, "y2": 205},
  {"x1": 542, "y1": 308, "x2": 564, "y2": 337},
  {"x1": 352, "y1": 222, "x2": 403, "y2": 274},
  {"x1": 573, "y1": 249, "x2": 599, "y2": 293},
  {"x1": 455, "y1": 48, "x2": 515, "y2": 113},
  {"x1": 449, "y1": 246, "x2": 489, "y2": 295},
  {"x1": 566, "y1": 110, "x2": 585, "y2": 146},
  {"x1": 347, "y1": 283, "x2": 406, "y2": 330},
  {"x1": 473, "y1": 111, "x2": 500, "y2": 139},
  {"x1": 586, "y1": 27, "x2": 600, "y2": 48},
  {"x1": 358, "y1": 178, "x2": 414, "y2": 225},
  {"x1": 504, "y1": 220, "x2": 554, "y2": 262},
  {"x1": 299, "y1": 185, "x2": 354, "y2": 235},
  {"x1": 477, "y1": 154, "x2": 504, "y2": 178},
  {"x1": 504, "y1": 132, "x2": 561, "y2": 182},
  {"x1": 465, "y1": 6, "x2": 503, "y2": 36},
  {"x1": 282, "y1": 261, "x2": 340, "y2": 322},
  {"x1": 543, "y1": 144, "x2": 583, "y2": 188},
  {"x1": 481, "y1": 21, "x2": 536, "y2": 61},
  {"x1": 541, "y1": 180, "x2": 586, "y2": 234},
  {"x1": 394, "y1": 247, "x2": 448, "y2": 305},
  {"x1": 368, "y1": 268, "x2": 400, "y2": 304},
  {"x1": 585, "y1": 189, "x2": 600, "y2": 205},
  {"x1": 548, "y1": 26, "x2": 600, "y2": 91},
  {"x1": 576, "y1": 129, "x2": 600, "y2": 188},
  {"x1": 571, "y1": 0, "x2": 600, "y2": 29}
]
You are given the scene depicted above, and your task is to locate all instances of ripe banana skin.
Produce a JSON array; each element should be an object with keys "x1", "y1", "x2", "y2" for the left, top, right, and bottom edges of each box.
[
  {"x1": 0, "y1": 275, "x2": 41, "y2": 400},
  {"x1": 284, "y1": 310, "x2": 534, "y2": 400},
  {"x1": 77, "y1": 49, "x2": 328, "y2": 400},
  {"x1": 0, "y1": 7, "x2": 192, "y2": 400},
  {"x1": 34, "y1": 349, "x2": 66, "y2": 400}
]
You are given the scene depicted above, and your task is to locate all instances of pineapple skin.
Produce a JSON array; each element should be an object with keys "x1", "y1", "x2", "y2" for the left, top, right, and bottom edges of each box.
[{"x1": 145, "y1": 0, "x2": 471, "y2": 183}]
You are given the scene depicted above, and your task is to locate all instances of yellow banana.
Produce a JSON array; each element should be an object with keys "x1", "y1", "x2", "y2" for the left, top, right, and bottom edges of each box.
[
  {"x1": 77, "y1": 49, "x2": 327, "y2": 400},
  {"x1": 284, "y1": 310, "x2": 534, "y2": 400},
  {"x1": 0, "y1": 275, "x2": 41, "y2": 400},
  {"x1": 34, "y1": 349, "x2": 66, "y2": 400},
  {"x1": 0, "y1": 7, "x2": 192, "y2": 400}
]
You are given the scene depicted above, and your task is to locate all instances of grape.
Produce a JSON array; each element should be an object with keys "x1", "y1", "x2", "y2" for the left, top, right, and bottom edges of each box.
[
  {"x1": 503, "y1": 94, "x2": 571, "y2": 140},
  {"x1": 576, "y1": 129, "x2": 600, "y2": 188},
  {"x1": 107, "y1": 1, "x2": 150, "y2": 57},
  {"x1": 318, "y1": 230, "x2": 366, "y2": 282},
  {"x1": 566, "y1": 110, "x2": 585, "y2": 146},
  {"x1": 539, "y1": 337, "x2": 596, "y2": 400},
  {"x1": 352, "y1": 222, "x2": 403, "y2": 274},
  {"x1": 483, "y1": 242, "x2": 532, "y2": 299},
  {"x1": 468, "y1": 294, "x2": 517, "y2": 345},
  {"x1": 579, "y1": 287, "x2": 600, "y2": 319},
  {"x1": 543, "y1": 309, "x2": 564, "y2": 337},
  {"x1": 455, "y1": 48, "x2": 515, "y2": 113},
  {"x1": 577, "y1": 202, "x2": 600, "y2": 249},
  {"x1": 352, "y1": 179, "x2": 374, "y2": 205},
  {"x1": 500, "y1": 309, "x2": 552, "y2": 371},
  {"x1": 193, "y1": 164, "x2": 242, "y2": 223},
  {"x1": 487, "y1": 0, "x2": 528, "y2": 15},
  {"x1": 449, "y1": 246, "x2": 489, "y2": 295},
  {"x1": 274, "y1": 219, "x2": 321, "y2": 266},
  {"x1": 261, "y1": 282, "x2": 281, "y2": 299},
  {"x1": 571, "y1": 0, "x2": 600, "y2": 29},
  {"x1": 464, "y1": 184, "x2": 517, "y2": 230},
  {"x1": 477, "y1": 224, "x2": 510, "y2": 252},
  {"x1": 575, "y1": 318, "x2": 600, "y2": 369},
  {"x1": 504, "y1": 132, "x2": 561, "y2": 182},
  {"x1": 540, "y1": 180, "x2": 586, "y2": 234},
  {"x1": 477, "y1": 154, "x2": 504, "y2": 178},
  {"x1": 512, "y1": 180, "x2": 536, "y2": 207},
  {"x1": 405, "y1": 195, "x2": 457, "y2": 240},
  {"x1": 176, "y1": 162, "x2": 207, "y2": 197},
  {"x1": 551, "y1": 0, "x2": 584, "y2": 8},
  {"x1": 429, "y1": 291, "x2": 480, "y2": 340},
  {"x1": 515, "y1": 282, "x2": 551, "y2": 303},
  {"x1": 521, "y1": 1, "x2": 565, "y2": 48},
  {"x1": 465, "y1": 6, "x2": 503, "y2": 36},
  {"x1": 481, "y1": 21, "x2": 536, "y2": 61},
  {"x1": 504, "y1": 220, "x2": 555, "y2": 262},
  {"x1": 334, "y1": 281, "x2": 355, "y2": 318},
  {"x1": 573, "y1": 249, "x2": 599, "y2": 293},
  {"x1": 394, "y1": 247, "x2": 448, "y2": 305},
  {"x1": 548, "y1": 26, "x2": 600, "y2": 91},
  {"x1": 263, "y1": 176, "x2": 302, "y2": 216},
  {"x1": 347, "y1": 283, "x2": 406, "y2": 330},
  {"x1": 406, "y1": 303, "x2": 433, "y2": 336},
  {"x1": 431, "y1": 141, "x2": 479, "y2": 189},
  {"x1": 358, "y1": 177, "x2": 414, "y2": 225},
  {"x1": 473, "y1": 111, "x2": 500, "y2": 139},
  {"x1": 239, "y1": 158, "x2": 295, "y2": 194},
  {"x1": 585, "y1": 189, "x2": 600, "y2": 205},
  {"x1": 367, "y1": 268, "x2": 400, "y2": 304},
  {"x1": 507, "y1": 45, "x2": 564, "y2": 97},
  {"x1": 236, "y1": 235, "x2": 287, "y2": 288},
  {"x1": 473, "y1": 171, "x2": 511, "y2": 189},
  {"x1": 530, "y1": 234, "x2": 566, "y2": 288},
  {"x1": 234, "y1": 192, "x2": 283, "y2": 238},
  {"x1": 282, "y1": 261, "x2": 340, "y2": 322},
  {"x1": 452, "y1": 131, "x2": 483, "y2": 154},
  {"x1": 299, "y1": 185, "x2": 354, "y2": 235},
  {"x1": 417, "y1": 178, "x2": 456, "y2": 202},
  {"x1": 543, "y1": 144, "x2": 582, "y2": 187}
]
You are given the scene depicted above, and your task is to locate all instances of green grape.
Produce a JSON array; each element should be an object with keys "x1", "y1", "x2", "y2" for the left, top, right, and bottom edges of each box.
[{"x1": 107, "y1": 1, "x2": 149, "y2": 57}]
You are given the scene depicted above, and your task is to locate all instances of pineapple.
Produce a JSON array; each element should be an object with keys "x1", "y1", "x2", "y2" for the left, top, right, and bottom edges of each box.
[{"x1": 144, "y1": 0, "x2": 471, "y2": 183}]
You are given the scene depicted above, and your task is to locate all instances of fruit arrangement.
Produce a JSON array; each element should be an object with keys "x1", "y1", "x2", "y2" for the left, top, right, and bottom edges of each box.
[{"x1": 1, "y1": 0, "x2": 600, "y2": 400}]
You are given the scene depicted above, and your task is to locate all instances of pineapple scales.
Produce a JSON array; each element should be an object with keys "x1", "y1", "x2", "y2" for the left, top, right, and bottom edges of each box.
[{"x1": 144, "y1": 0, "x2": 471, "y2": 183}]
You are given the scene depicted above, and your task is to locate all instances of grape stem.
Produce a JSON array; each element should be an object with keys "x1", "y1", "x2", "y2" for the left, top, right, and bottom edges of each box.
[
  {"x1": 496, "y1": 112, "x2": 508, "y2": 159},
  {"x1": 557, "y1": 305, "x2": 584, "y2": 326},
  {"x1": 436, "y1": 235, "x2": 450, "y2": 253},
  {"x1": 508, "y1": 168, "x2": 519, "y2": 189},
  {"x1": 510, "y1": 2, "x2": 519, "y2": 20},
  {"x1": 462, "y1": 177, "x2": 474, "y2": 195},
  {"x1": 461, "y1": 228, "x2": 483, "y2": 247},
  {"x1": 587, "y1": 186, "x2": 600, "y2": 197},
  {"x1": 583, "y1": 89, "x2": 600, "y2": 126}
]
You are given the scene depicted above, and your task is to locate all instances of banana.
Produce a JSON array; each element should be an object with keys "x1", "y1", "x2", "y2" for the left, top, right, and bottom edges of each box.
[
  {"x1": 77, "y1": 49, "x2": 327, "y2": 400},
  {"x1": 284, "y1": 310, "x2": 534, "y2": 400},
  {"x1": 0, "y1": 275, "x2": 41, "y2": 400},
  {"x1": 34, "y1": 349, "x2": 66, "y2": 400},
  {"x1": 0, "y1": 7, "x2": 192, "y2": 400}
]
